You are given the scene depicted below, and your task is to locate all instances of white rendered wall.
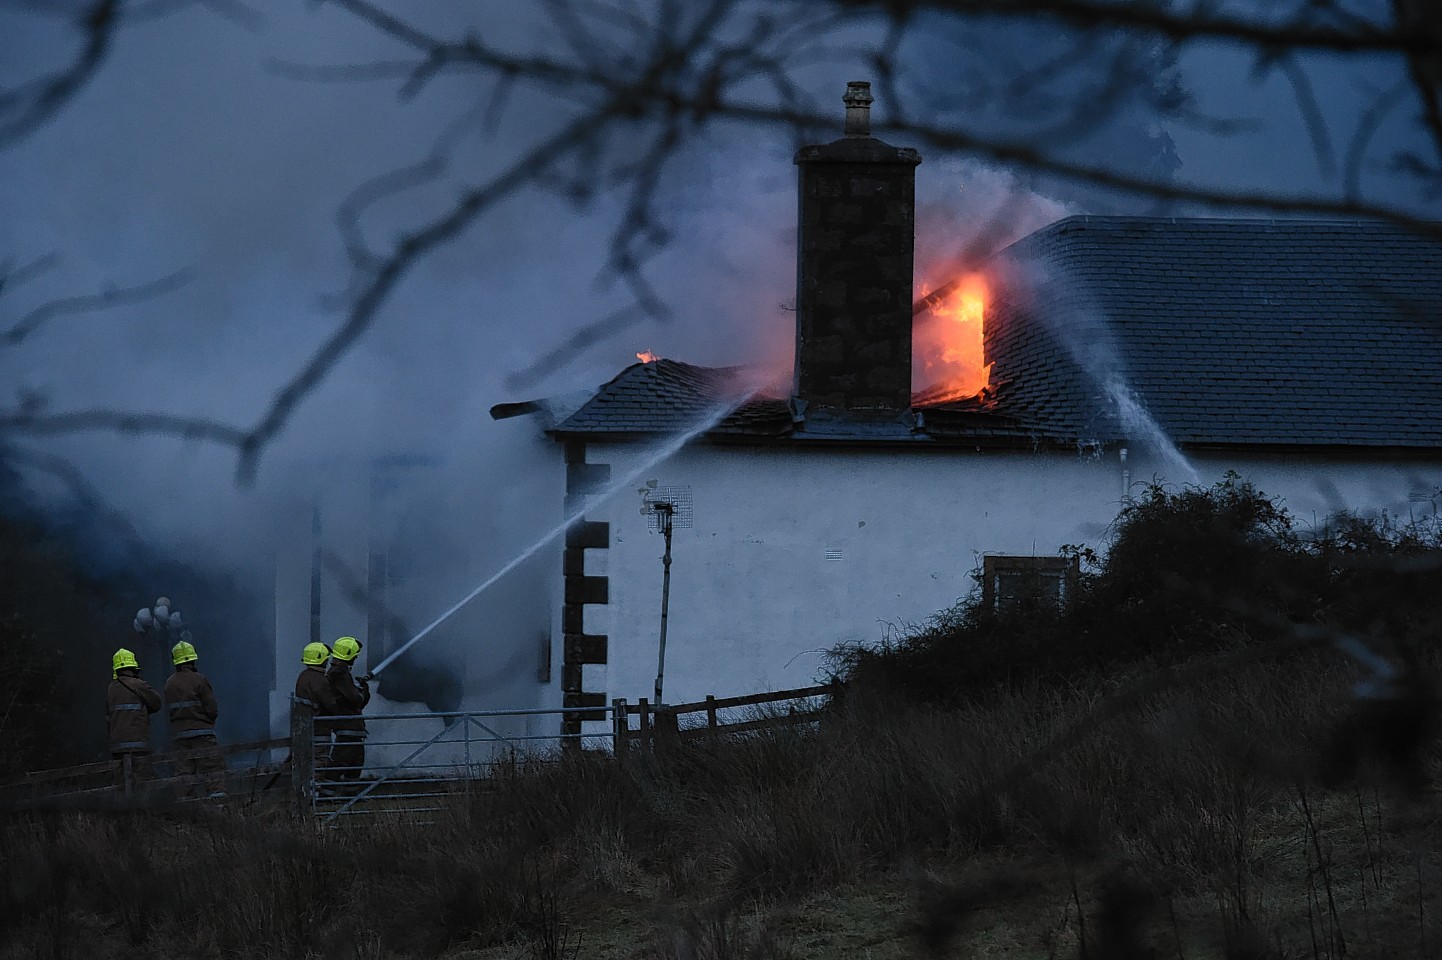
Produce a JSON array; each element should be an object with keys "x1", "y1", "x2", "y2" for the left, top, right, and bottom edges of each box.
[
  {"x1": 580, "y1": 444, "x2": 1122, "y2": 707},
  {"x1": 574, "y1": 442, "x2": 1441, "y2": 709}
]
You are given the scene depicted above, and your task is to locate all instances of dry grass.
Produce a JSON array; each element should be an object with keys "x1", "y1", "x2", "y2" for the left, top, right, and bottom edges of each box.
[{"x1": 2, "y1": 647, "x2": 1439, "y2": 959}]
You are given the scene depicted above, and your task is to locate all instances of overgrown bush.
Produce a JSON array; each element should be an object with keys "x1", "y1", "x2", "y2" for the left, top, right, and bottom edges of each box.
[{"x1": 839, "y1": 474, "x2": 1442, "y2": 705}]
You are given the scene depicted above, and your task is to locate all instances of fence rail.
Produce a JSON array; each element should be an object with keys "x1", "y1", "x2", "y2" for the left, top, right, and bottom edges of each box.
[
  {"x1": 610, "y1": 680, "x2": 842, "y2": 759},
  {"x1": 0, "y1": 736, "x2": 289, "y2": 806},
  {"x1": 6, "y1": 683, "x2": 844, "y2": 816}
]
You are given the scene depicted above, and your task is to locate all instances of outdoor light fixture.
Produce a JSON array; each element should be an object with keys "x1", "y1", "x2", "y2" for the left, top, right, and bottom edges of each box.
[{"x1": 134, "y1": 597, "x2": 194, "y2": 672}]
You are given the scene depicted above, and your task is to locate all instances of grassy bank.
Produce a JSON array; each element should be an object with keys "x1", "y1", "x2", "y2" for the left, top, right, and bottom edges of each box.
[{"x1": 3, "y1": 642, "x2": 1439, "y2": 959}]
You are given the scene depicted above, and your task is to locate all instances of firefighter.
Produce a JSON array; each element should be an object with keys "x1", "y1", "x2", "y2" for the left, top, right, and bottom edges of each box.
[
  {"x1": 295, "y1": 641, "x2": 340, "y2": 776},
  {"x1": 327, "y1": 636, "x2": 371, "y2": 782},
  {"x1": 108, "y1": 648, "x2": 161, "y2": 789},
  {"x1": 165, "y1": 640, "x2": 225, "y2": 798}
]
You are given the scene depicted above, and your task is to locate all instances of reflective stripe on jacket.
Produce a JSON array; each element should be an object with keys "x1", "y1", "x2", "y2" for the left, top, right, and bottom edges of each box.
[
  {"x1": 164, "y1": 667, "x2": 219, "y2": 737},
  {"x1": 107, "y1": 674, "x2": 161, "y2": 753}
]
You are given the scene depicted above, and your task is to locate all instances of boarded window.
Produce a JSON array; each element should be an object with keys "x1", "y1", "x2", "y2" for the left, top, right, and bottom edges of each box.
[{"x1": 981, "y1": 555, "x2": 1079, "y2": 610}]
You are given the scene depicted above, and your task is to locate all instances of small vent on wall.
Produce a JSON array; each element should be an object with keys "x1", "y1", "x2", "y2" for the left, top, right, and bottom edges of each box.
[{"x1": 824, "y1": 549, "x2": 843, "y2": 562}]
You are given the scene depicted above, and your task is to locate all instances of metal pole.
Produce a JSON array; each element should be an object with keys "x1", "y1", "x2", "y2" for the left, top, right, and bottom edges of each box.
[
  {"x1": 309, "y1": 503, "x2": 323, "y2": 648},
  {"x1": 654, "y1": 504, "x2": 674, "y2": 705}
]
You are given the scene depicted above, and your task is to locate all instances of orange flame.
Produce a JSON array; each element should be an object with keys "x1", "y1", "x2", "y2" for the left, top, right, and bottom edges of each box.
[
  {"x1": 636, "y1": 350, "x2": 659, "y2": 363},
  {"x1": 913, "y1": 272, "x2": 991, "y2": 404}
]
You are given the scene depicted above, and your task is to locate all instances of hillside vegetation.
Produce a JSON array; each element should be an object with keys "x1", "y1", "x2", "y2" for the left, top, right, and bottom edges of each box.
[{"x1": 3, "y1": 476, "x2": 1441, "y2": 959}]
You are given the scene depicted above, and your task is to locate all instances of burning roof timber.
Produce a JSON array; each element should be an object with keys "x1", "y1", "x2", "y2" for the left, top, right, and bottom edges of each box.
[
  {"x1": 524, "y1": 216, "x2": 1442, "y2": 452},
  {"x1": 494, "y1": 82, "x2": 1442, "y2": 453}
]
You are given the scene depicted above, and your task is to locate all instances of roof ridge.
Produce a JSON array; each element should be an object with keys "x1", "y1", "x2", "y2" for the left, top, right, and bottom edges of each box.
[{"x1": 993, "y1": 215, "x2": 1441, "y2": 260}]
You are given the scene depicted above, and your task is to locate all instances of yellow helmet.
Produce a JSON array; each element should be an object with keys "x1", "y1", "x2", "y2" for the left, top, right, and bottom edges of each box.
[
  {"x1": 112, "y1": 647, "x2": 139, "y2": 678},
  {"x1": 171, "y1": 640, "x2": 198, "y2": 665},
  {"x1": 301, "y1": 642, "x2": 330, "y2": 666},
  {"x1": 332, "y1": 636, "x2": 362, "y2": 663}
]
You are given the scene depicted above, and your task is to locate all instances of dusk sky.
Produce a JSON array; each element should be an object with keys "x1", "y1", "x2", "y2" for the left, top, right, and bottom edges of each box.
[{"x1": 1, "y1": 0, "x2": 1432, "y2": 717}]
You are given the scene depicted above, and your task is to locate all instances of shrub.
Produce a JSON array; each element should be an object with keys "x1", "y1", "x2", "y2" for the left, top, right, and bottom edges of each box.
[{"x1": 839, "y1": 474, "x2": 1442, "y2": 706}]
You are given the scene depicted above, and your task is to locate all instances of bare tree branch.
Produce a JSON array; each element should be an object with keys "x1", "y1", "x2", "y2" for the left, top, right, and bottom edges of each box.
[
  {"x1": 1274, "y1": 53, "x2": 1337, "y2": 178},
  {"x1": 0, "y1": 409, "x2": 249, "y2": 445},
  {"x1": 1393, "y1": 0, "x2": 1442, "y2": 164},
  {"x1": 730, "y1": 101, "x2": 1440, "y2": 230},
  {"x1": 863, "y1": 0, "x2": 1435, "y2": 56},
  {"x1": 2, "y1": 268, "x2": 193, "y2": 347},
  {"x1": 7, "y1": 0, "x2": 1441, "y2": 481},
  {"x1": 0, "y1": 253, "x2": 61, "y2": 299},
  {"x1": 319, "y1": 2, "x2": 1436, "y2": 225},
  {"x1": 502, "y1": 306, "x2": 642, "y2": 392},
  {"x1": 333, "y1": 100, "x2": 489, "y2": 269},
  {"x1": 0, "y1": 0, "x2": 120, "y2": 149},
  {"x1": 230, "y1": 110, "x2": 616, "y2": 483},
  {"x1": 1344, "y1": 80, "x2": 1410, "y2": 201},
  {"x1": 1, "y1": 442, "x2": 146, "y2": 548}
]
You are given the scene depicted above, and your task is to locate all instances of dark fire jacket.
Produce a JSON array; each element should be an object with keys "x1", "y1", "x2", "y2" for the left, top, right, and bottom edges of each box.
[
  {"x1": 294, "y1": 665, "x2": 341, "y2": 732},
  {"x1": 327, "y1": 661, "x2": 371, "y2": 736},
  {"x1": 164, "y1": 665, "x2": 219, "y2": 739},
  {"x1": 107, "y1": 672, "x2": 162, "y2": 754}
]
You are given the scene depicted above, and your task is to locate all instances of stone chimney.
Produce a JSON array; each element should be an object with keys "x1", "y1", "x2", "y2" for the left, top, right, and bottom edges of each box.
[{"x1": 794, "y1": 81, "x2": 921, "y2": 412}]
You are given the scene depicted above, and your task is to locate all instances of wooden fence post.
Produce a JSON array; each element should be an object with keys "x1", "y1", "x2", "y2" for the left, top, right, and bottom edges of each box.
[
  {"x1": 611, "y1": 698, "x2": 628, "y2": 768},
  {"x1": 290, "y1": 699, "x2": 314, "y2": 820},
  {"x1": 653, "y1": 706, "x2": 679, "y2": 756},
  {"x1": 638, "y1": 698, "x2": 651, "y2": 757},
  {"x1": 705, "y1": 695, "x2": 717, "y2": 742}
]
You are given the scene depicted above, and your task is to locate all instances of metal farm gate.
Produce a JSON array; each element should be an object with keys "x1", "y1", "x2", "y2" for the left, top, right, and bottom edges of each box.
[
  {"x1": 295, "y1": 703, "x2": 617, "y2": 823},
  {"x1": 1, "y1": 684, "x2": 840, "y2": 818}
]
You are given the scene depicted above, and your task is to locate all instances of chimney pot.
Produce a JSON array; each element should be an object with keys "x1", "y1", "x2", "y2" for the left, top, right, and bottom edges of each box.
[{"x1": 843, "y1": 81, "x2": 873, "y2": 137}]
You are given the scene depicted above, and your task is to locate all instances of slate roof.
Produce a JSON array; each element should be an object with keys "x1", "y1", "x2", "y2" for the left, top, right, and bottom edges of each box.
[
  {"x1": 545, "y1": 360, "x2": 762, "y2": 435},
  {"x1": 986, "y1": 217, "x2": 1442, "y2": 449},
  {"x1": 546, "y1": 359, "x2": 1045, "y2": 444},
  {"x1": 541, "y1": 217, "x2": 1442, "y2": 451}
]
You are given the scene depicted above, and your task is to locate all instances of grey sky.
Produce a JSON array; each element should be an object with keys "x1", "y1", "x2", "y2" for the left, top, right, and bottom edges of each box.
[{"x1": 0, "y1": 0, "x2": 1433, "y2": 723}]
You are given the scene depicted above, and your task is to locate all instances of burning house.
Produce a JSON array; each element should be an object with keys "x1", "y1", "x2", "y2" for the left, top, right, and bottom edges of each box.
[{"x1": 495, "y1": 82, "x2": 1442, "y2": 736}]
